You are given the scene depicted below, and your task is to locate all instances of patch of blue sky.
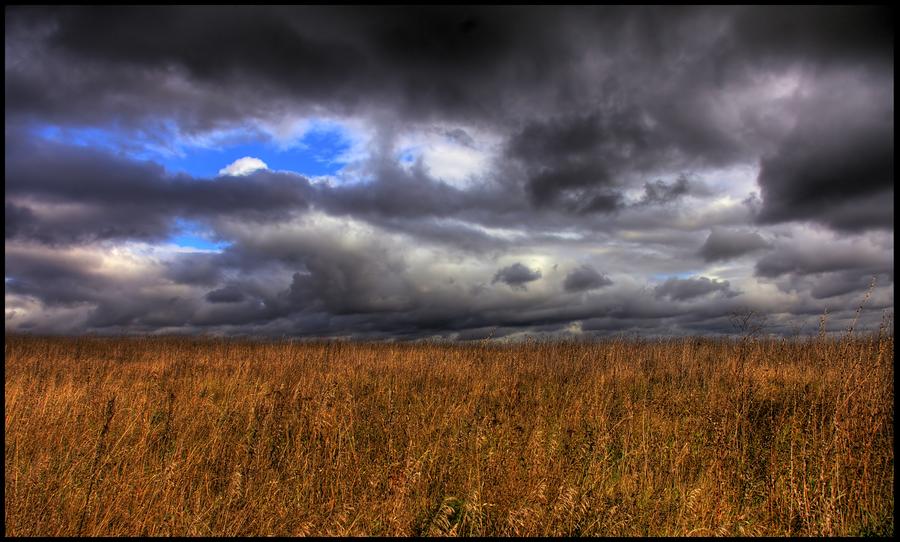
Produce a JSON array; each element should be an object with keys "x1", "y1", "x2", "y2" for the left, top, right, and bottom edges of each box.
[
  {"x1": 30, "y1": 121, "x2": 354, "y2": 180},
  {"x1": 162, "y1": 127, "x2": 353, "y2": 179},
  {"x1": 34, "y1": 124, "x2": 123, "y2": 154},
  {"x1": 397, "y1": 148, "x2": 419, "y2": 166},
  {"x1": 169, "y1": 218, "x2": 231, "y2": 252}
]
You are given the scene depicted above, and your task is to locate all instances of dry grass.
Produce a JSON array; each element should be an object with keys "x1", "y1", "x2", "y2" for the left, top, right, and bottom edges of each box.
[{"x1": 4, "y1": 332, "x2": 893, "y2": 536}]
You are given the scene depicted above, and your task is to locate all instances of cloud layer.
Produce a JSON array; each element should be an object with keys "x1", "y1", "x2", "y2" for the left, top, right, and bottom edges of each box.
[{"x1": 5, "y1": 6, "x2": 893, "y2": 339}]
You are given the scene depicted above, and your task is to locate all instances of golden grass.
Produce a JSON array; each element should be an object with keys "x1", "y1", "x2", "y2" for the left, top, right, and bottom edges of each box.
[{"x1": 4, "y1": 333, "x2": 893, "y2": 536}]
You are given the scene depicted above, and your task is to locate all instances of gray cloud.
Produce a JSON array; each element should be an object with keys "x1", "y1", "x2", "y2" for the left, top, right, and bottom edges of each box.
[
  {"x1": 637, "y1": 177, "x2": 692, "y2": 206},
  {"x1": 492, "y1": 263, "x2": 542, "y2": 290},
  {"x1": 205, "y1": 285, "x2": 247, "y2": 304},
  {"x1": 164, "y1": 253, "x2": 228, "y2": 286},
  {"x1": 699, "y1": 228, "x2": 770, "y2": 262},
  {"x1": 748, "y1": 231, "x2": 893, "y2": 308},
  {"x1": 654, "y1": 276, "x2": 739, "y2": 301},
  {"x1": 809, "y1": 272, "x2": 881, "y2": 301},
  {"x1": 563, "y1": 265, "x2": 613, "y2": 292},
  {"x1": 754, "y1": 240, "x2": 890, "y2": 279}
]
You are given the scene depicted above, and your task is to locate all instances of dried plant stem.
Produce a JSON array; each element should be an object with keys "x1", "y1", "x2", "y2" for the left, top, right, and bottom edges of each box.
[{"x1": 77, "y1": 397, "x2": 116, "y2": 536}]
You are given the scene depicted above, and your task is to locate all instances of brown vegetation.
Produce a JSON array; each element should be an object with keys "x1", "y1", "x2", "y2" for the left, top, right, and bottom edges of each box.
[{"x1": 4, "y1": 331, "x2": 893, "y2": 536}]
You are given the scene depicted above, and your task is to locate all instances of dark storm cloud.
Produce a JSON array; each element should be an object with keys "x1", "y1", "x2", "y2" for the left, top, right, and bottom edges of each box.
[
  {"x1": 808, "y1": 272, "x2": 883, "y2": 301},
  {"x1": 727, "y1": 5, "x2": 892, "y2": 69},
  {"x1": 5, "y1": 6, "x2": 366, "y2": 131},
  {"x1": 205, "y1": 285, "x2": 246, "y2": 304},
  {"x1": 5, "y1": 202, "x2": 38, "y2": 240},
  {"x1": 754, "y1": 241, "x2": 891, "y2": 279},
  {"x1": 636, "y1": 177, "x2": 691, "y2": 206},
  {"x1": 6, "y1": 6, "x2": 891, "y2": 150},
  {"x1": 440, "y1": 128, "x2": 476, "y2": 148},
  {"x1": 164, "y1": 252, "x2": 227, "y2": 286},
  {"x1": 760, "y1": 269, "x2": 892, "y2": 308},
  {"x1": 5, "y1": 5, "x2": 570, "y2": 129},
  {"x1": 755, "y1": 74, "x2": 893, "y2": 232},
  {"x1": 315, "y1": 158, "x2": 469, "y2": 220},
  {"x1": 563, "y1": 265, "x2": 613, "y2": 292},
  {"x1": 750, "y1": 230, "x2": 893, "y2": 305},
  {"x1": 492, "y1": 263, "x2": 542, "y2": 290},
  {"x1": 699, "y1": 228, "x2": 770, "y2": 262},
  {"x1": 286, "y1": 248, "x2": 415, "y2": 316},
  {"x1": 5, "y1": 245, "x2": 108, "y2": 306},
  {"x1": 503, "y1": 107, "x2": 711, "y2": 213},
  {"x1": 654, "y1": 276, "x2": 738, "y2": 301}
]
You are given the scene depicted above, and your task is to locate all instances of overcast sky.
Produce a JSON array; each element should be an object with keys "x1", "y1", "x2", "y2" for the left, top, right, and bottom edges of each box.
[{"x1": 5, "y1": 6, "x2": 893, "y2": 339}]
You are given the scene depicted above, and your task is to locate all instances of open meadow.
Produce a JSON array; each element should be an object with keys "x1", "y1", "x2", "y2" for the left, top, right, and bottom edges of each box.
[{"x1": 4, "y1": 332, "x2": 894, "y2": 536}]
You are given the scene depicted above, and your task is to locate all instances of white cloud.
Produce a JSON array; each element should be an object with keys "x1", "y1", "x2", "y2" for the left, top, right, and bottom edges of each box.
[
  {"x1": 422, "y1": 141, "x2": 489, "y2": 186},
  {"x1": 218, "y1": 156, "x2": 268, "y2": 176},
  {"x1": 395, "y1": 125, "x2": 501, "y2": 189}
]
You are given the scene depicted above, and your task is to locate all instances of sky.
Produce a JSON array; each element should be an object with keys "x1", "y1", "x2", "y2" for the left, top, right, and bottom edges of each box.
[{"x1": 4, "y1": 6, "x2": 894, "y2": 340}]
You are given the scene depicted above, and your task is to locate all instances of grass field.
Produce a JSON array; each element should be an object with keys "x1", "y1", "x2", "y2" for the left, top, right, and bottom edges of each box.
[{"x1": 4, "y1": 332, "x2": 894, "y2": 536}]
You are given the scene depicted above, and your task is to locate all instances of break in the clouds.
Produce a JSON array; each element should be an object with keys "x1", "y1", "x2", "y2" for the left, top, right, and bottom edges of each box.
[{"x1": 5, "y1": 6, "x2": 893, "y2": 339}]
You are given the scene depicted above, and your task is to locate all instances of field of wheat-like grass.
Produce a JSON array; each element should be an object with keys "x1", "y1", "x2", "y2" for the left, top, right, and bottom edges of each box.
[{"x1": 3, "y1": 332, "x2": 894, "y2": 536}]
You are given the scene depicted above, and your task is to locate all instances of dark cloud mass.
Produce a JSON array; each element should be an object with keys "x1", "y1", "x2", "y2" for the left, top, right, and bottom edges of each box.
[
  {"x1": 699, "y1": 228, "x2": 770, "y2": 262},
  {"x1": 637, "y1": 177, "x2": 692, "y2": 206},
  {"x1": 754, "y1": 73, "x2": 893, "y2": 232},
  {"x1": 4, "y1": 6, "x2": 893, "y2": 338},
  {"x1": 493, "y1": 263, "x2": 542, "y2": 290},
  {"x1": 654, "y1": 277, "x2": 738, "y2": 301},
  {"x1": 563, "y1": 265, "x2": 613, "y2": 292},
  {"x1": 205, "y1": 285, "x2": 246, "y2": 304}
]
